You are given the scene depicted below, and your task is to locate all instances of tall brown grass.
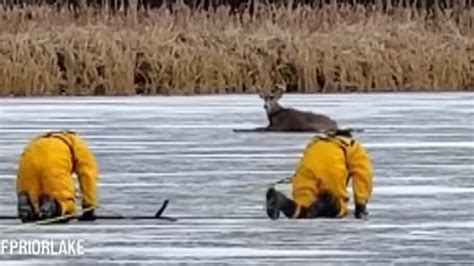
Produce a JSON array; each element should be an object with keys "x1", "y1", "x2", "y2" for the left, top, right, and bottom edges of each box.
[{"x1": 0, "y1": 5, "x2": 473, "y2": 96}]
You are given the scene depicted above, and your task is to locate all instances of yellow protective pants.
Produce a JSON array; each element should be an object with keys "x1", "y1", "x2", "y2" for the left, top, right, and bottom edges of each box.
[{"x1": 16, "y1": 137, "x2": 77, "y2": 216}]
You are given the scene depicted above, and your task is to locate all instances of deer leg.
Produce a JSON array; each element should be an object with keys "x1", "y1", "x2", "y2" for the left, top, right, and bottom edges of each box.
[
  {"x1": 232, "y1": 127, "x2": 269, "y2": 133},
  {"x1": 254, "y1": 127, "x2": 270, "y2": 132}
]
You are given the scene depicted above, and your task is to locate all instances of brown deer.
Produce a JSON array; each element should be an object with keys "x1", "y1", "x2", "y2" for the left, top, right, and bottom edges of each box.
[{"x1": 235, "y1": 84, "x2": 339, "y2": 133}]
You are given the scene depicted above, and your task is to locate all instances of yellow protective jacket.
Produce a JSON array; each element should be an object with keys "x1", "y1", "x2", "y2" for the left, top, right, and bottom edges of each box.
[
  {"x1": 16, "y1": 131, "x2": 98, "y2": 215},
  {"x1": 291, "y1": 134, "x2": 373, "y2": 218}
]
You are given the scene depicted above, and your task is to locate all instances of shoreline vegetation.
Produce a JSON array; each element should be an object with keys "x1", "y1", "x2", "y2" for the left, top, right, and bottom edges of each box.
[{"x1": 0, "y1": 5, "x2": 473, "y2": 96}]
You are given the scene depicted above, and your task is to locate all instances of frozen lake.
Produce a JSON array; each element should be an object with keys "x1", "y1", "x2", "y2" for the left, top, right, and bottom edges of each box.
[{"x1": 0, "y1": 93, "x2": 473, "y2": 265}]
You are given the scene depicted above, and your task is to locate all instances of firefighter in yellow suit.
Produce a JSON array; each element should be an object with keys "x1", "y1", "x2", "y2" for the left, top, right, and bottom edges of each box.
[
  {"x1": 266, "y1": 130, "x2": 373, "y2": 219},
  {"x1": 16, "y1": 130, "x2": 98, "y2": 223}
]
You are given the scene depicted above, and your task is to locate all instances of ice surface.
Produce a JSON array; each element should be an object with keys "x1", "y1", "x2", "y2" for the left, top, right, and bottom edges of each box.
[{"x1": 0, "y1": 93, "x2": 473, "y2": 265}]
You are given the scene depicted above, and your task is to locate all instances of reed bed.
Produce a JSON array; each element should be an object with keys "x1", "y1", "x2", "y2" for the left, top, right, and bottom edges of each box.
[{"x1": 0, "y1": 5, "x2": 473, "y2": 96}]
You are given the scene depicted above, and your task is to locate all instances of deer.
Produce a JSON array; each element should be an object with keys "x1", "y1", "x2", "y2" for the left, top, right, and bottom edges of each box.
[{"x1": 234, "y1": 84, "x2": 340, "y2": 133}]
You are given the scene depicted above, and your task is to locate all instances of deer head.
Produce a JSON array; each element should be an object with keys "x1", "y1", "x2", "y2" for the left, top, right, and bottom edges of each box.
[{"x1": 259, "y1": 84, "x2": 286, "y2": 115}]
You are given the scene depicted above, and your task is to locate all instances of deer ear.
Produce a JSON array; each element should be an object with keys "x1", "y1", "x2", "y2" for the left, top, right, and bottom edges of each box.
[
  {"x1": 275, "y1": 83, "x2": 287, "y2": 92},
  {"x1": 274, "y1": 84, "x2": 286, "y2": 99}
]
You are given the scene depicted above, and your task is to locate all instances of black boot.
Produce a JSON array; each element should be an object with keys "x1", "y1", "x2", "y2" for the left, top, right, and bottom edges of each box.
[
  {"x1": 17, "y1": 192, "x2": 38, "y2": 223},
  {"x1": 39, "y1": 195, "x2": 70, "y2": 224},
  {"x1": 307, "y1": 191, "x2": 341, "y2": 218},
  {"x1": 266, "y1": 187, "x2": 280, "y2": 219},
  {"x1": 266, "y1": 187, "x2": 299, "y2": 220}
]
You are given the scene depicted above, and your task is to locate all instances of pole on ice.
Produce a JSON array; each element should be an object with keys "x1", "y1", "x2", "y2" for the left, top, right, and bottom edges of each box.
[{"x1": 0, "y1": 200, "x2": 177, "y2": 223}]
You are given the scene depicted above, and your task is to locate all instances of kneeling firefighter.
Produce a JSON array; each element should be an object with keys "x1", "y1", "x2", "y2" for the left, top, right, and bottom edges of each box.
[
  {"x1": 16, "y1": 130, "x2": 99, "y2": 223},
  {"x1": 266, "y1": 130, "x2": 373, "y2": 219}
]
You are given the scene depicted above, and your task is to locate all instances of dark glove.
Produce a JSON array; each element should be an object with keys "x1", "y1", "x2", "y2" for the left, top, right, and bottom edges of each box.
[
  {"x1": 78, "y1": 205, "x2": 96, "y2": 221},
  {"x1": 355, "y1": 204, "x2": 368, "y2": 219}
]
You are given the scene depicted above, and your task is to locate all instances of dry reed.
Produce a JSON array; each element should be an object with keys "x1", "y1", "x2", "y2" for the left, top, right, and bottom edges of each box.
[{"x1": 0, "y1": 5, "x2": 473, "y2": 96}]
